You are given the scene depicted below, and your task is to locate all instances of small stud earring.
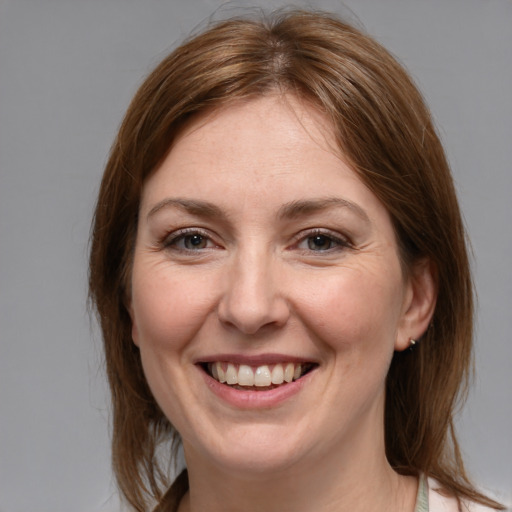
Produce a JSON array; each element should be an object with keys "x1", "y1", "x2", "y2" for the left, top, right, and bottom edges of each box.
[{"x1": 409, "y1": 338, "x2": 417, "y2": 347}]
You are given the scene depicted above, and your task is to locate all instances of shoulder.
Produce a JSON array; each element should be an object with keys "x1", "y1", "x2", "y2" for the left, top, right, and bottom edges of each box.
[{"x1": 428, "y1": 478, "x2": 500, "y2": 512}]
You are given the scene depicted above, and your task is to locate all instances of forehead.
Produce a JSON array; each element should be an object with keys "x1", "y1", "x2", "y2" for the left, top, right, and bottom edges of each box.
[
  {"x1": 140, "y1": 94, "x2": 356, "y2": 206},
  {"x1": 175, "y1": 94, "x2": 337, "y2": 150}
]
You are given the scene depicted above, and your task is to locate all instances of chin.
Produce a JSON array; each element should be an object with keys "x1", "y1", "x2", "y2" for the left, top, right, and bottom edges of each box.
[{"x1": 184, "y1": 424, "x2": 310, "y2": 477}]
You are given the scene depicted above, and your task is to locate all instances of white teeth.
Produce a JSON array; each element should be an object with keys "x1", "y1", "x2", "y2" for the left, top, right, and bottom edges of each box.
[
  {"x1": 238, "y1": 365, "x2": 255, "y2": 386},
  {"x1": 284, "y1": 363, "x2": 294, "y2": 383},
  {"x1": 215, "y1": 362, "x2": 226, "y2": 383},
  {"x1": 271, "y1": 364, "x2": 284, "y2": 384},
  {"x1": 226, "y1": 363, "x2": 238, "y2": 384},
  {"x1": 254, "y1": 365, "x2": 271, "y2": 387},
  {"x1": 209, "y1": 361, "x2": 309, "y2": 387}
]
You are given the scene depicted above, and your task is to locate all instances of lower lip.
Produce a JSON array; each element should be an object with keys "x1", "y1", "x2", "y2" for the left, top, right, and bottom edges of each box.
[{"x1": 200, "y1": 367, "x2": 314, "y2": 409}]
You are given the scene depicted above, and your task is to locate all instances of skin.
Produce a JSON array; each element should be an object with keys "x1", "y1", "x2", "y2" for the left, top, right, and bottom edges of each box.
[{"x1": 129, "y1": 94, "x2": 436, "y2": 512}]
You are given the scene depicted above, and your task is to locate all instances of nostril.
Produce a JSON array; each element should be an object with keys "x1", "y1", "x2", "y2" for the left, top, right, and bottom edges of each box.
[{"x1": 217, "y1": 297, "x2": 291, "y2": 335}]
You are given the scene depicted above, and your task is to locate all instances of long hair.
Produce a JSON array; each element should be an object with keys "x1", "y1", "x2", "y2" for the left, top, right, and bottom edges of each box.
[{"x1": 89, "y1": 9, "x2": 503, "y2": 511}]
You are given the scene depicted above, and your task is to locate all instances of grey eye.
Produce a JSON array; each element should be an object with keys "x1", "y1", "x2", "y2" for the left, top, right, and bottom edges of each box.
[
  {"x1": 307, "y1": 235, "x2": 334, "y2": 251},
  {"x1": 183, "y1": 234, "x2": 208, "y2": 249}
]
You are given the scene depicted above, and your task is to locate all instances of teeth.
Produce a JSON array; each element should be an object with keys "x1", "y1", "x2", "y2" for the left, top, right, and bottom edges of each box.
[
  {"x1": 211, "y1": 362, "x2": 219, "y2": 380},
  {"x1": 254, "y1": 365, "x2": 271, "y2": 387},
  {"x1": 238, "y1": 365, "x2": 254, "y2": 386},
  {"x1": 284, "y1": 363, "x2": 294, "y2": 383},
  {"x1": 209, "y1": 362, "x2": 309, "y2": 387},
  {"x1": 271, "y1": 364, "x2": 284, "y2": 384},
  {"x1": 216, "y1": 362, "x2": 226, "y2": 383},
  {"x1": 225, "y1": 363, "x2": 238, "y2": 385}
]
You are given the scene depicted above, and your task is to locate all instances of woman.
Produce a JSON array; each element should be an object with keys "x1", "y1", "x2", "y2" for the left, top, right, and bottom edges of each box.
[{"x1": 89, "y1": 9, "x2": 505, "y2": 512}]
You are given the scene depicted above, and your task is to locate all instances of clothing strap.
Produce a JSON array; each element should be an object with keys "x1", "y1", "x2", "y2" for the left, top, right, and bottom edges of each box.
[{"x1": 415, "y1": 473, "x2": 429, "y2": 512}]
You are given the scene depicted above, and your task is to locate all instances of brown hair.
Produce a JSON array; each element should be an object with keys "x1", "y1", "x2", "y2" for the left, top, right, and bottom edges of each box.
[{"x1": 89, "y1": 9, "x2": 503, "y2": 511}]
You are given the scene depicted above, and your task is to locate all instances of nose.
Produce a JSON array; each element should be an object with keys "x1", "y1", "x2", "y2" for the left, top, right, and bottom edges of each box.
[{"x1": 217, "y1": 248, "x2": 290, "y2": 335}]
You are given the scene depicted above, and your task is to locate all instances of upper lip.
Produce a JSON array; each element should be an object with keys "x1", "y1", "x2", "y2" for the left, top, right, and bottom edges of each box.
[{"x1": 195, "y1": 353, "x2": 317, "y2": 365}]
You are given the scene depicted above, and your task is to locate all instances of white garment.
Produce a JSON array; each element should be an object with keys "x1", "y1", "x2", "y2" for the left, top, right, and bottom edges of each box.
[{"x1": 428, "y1": 478, "x2": 500, "y2": 512}]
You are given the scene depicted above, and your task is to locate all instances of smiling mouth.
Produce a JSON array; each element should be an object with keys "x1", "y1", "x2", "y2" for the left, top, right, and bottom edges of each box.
[{"x1": 201, "y1": 362, "x2": 316, "y2": 390}]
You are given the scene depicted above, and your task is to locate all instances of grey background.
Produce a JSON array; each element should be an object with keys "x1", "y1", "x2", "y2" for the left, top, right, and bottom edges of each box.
[{"x1": 0, "y1": 1, "x2": 510, "y2": 511}]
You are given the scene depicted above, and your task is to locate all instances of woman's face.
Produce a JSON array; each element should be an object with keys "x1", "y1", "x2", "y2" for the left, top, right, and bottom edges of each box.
[{"x1": 130, "y1": 95, "x2": 429, "y2": 476}]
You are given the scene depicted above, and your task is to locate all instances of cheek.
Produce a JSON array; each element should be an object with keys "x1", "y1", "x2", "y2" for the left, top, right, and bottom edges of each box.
[
  {"x1": 295, "y1": 268, "x2": 404, "y2": 351},
  {"x1": 130, "y1": 267, "x2": 215, "y2": 352}
]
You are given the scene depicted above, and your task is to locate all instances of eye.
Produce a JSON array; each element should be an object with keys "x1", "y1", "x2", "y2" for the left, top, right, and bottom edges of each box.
[
  {"x1": 180, "y1": 233, "x2": 208, "y2": 250},
  {"x1": 306, "y1": 234, "x2": 336, "y2": 251},
  {"x1": 295, "y1": 230, "x2": 351, "y2": 253},
  {"x1": 163, "y1": 229, "x2": 217, "y2": 251}
]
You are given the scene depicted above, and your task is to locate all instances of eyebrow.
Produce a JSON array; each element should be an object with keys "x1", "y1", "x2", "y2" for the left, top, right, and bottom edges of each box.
[
  {"x1": 147, "y1": 198, "x2": 226, "y2": 221},
  {"x1": 278, "y1": 197, "x2": 370, "y2": 223},
  {"x1": 146, "y1": 196, "x2": 370, "y2": 224}
]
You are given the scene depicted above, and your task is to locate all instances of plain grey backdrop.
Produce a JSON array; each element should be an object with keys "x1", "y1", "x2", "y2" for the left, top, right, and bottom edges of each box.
[{"x1": 1, "y1": 1, "x2": 511, "y2": 511}]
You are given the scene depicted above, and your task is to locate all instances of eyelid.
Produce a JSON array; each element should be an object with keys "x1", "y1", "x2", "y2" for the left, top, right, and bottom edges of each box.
[
  {"x1": 161, "y1": 227, "x2": 220, "y2": 250},
  {"x1": 290, "y1": 228, "x2": 353, "y2": 251}
]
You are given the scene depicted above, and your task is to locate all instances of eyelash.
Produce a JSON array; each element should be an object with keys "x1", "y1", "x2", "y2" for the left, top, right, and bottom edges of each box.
[
  {"x1": 160, "y1": 228, "x2": 352, "y2": 254},
  {"x1": 162, "y1": 228, "x2": 218, "y2": 252},
  {"x1": 293, "y1": 229, "x2": 352, "y2": 253}
]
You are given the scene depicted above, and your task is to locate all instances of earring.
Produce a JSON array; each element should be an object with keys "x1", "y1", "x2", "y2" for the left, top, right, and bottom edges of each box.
[{"x1": 409, "y1": 338, "x2": 417, "y2": 347}]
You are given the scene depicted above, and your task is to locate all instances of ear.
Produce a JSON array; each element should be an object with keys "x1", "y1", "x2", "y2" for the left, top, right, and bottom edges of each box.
[
  {"x1": 395, "y1": 258, "x2": 437, "y2": 352},
  {"x1": 126, "y1": 300, "x2": 140, "y2": 347}
]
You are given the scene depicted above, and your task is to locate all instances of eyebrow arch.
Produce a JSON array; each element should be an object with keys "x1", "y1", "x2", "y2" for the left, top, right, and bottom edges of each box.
[
  {"x1": 146, "y1": 198, "x2": 226, "y2": 221},
  {"x1": 146, "y1": 196, "x2": 370, "y2": 224},
  {"x1": 278, "y1": 197, "x2": 370, "y2": 223}
]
